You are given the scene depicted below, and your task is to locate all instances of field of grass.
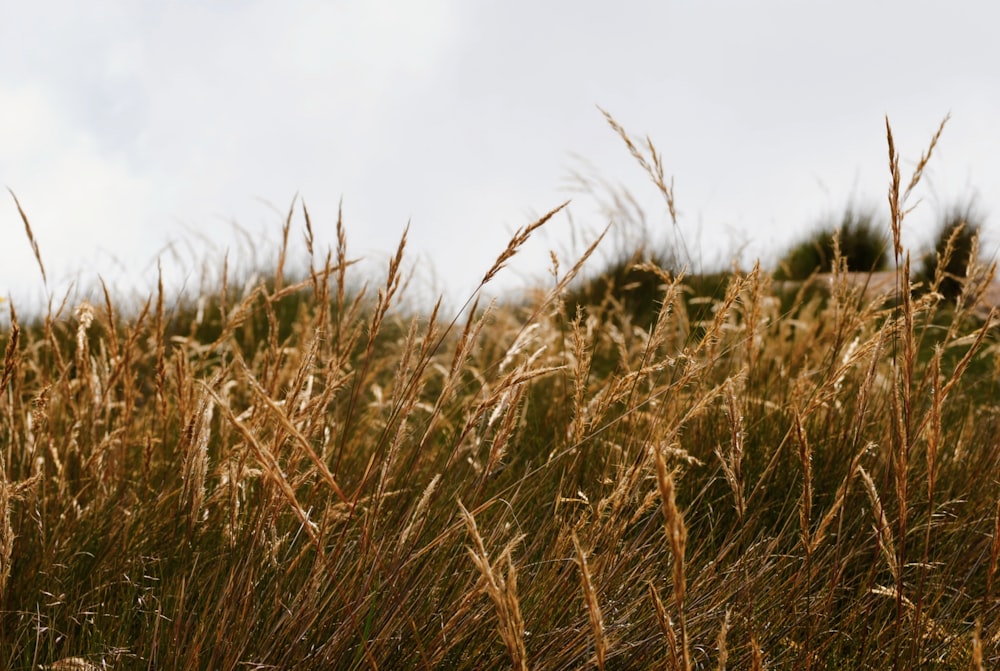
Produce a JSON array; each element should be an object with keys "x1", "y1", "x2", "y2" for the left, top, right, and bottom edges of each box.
[{"x1": 2, "y1": 118, "x2": 1000, "y2": 670}]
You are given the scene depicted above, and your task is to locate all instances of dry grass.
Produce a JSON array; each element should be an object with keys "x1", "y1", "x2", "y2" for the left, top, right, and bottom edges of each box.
[{"x1": 0, "y1": 116, "x2": 998, "y2": 670}]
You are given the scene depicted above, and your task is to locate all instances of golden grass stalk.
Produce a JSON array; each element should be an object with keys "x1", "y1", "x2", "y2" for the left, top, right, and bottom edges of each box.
[
  {"x1": 634, "y1": 262, "x2": 686, "y2": 361},
  {"x1": 901, "y1": 114, "x2": 949, "y2": 205},
  {"x1": 885, "y1": 117, "x2": 948, "y2": 664},
  {"x1": 567, "y1": 311, "x2": 595, "y2": 447},
  {"x1": 481, "y1": 202, "x2": 568, "y2": 287},
  {"x1": 716, "y1": 381, "x2": 746, "y2": 521},
  {"x1": 0, "y1": 471, "x2": 40, "y2": 602},
  {"x1": 482, "y1": 383, "x2": 526, "y2": 482},
  {"x1": 654, "y1": 446, "x2": 690, "y2": 671},
  {"x1": 859, "y1": 466, "x2": 899, "y2": 582},
  {"x1": 9, "y1": 188, "x2": 47, "y2": 285},
  {"x1": 573, "y1": 532, "x2": 608, "y2": 671},
  {"x1": 179, "y1": 389, "x2": 215, "y2": 530},
  {"x1": 751, "y1": 634, "x2": 765, "y2": 671},
  {"x1": 715, "y1": 608, "x2": 731, "y2": 671},
  {"x1": 431, "y1": 299, "x2": 497, "y2": 467},
  {"x1": 693, "y1": 271, "x2": 755, "y2": 364},
  {"x1": 599, "y1": 107, "x2": 677, "y2": 226},
  {"x1": 740, "y1": 261, "x2": 766, "y2": 374},
  {"x1": 0, "y1": 468, "x2": 11, "y2": 600},
  {"x1": 398, "y1": 473, "x2": 440, "y2": 549},
  {"x1": 230, "y1": 356, "x2": 348, "y2": 504},
  {"x1": 210, "y1": 392, "x2": 324, "y2": 554},
  {"x1": 648, "y1": 580, "x2": 681, "y2": 671},
  {"x1": 458, "y1": 500, "x2": 528, "y2": 670},
  {"x1": 972, "y1": 618, "x2": 984, "y2": 671},
  {"x1": 809, "y1": 444, "x2": 867, "y2": 554},
  {"x1": 73, "y1": 301, "x2": 95, "y2": 366},
  {"x1": 0, "y1": 303, "x2": 19, "y2": 397},
  {"x1": 794, "y1": 408, "x2": 812, "y2": 554}
]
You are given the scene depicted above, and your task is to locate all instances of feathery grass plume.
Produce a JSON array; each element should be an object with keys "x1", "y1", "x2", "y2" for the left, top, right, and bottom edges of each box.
[
  {"x1": 598, "y1": 107, "x2": 678, "y2": 227},
  {"x1": 331, "y1": 222, "x2": 410, "y2": 472},
  {"x1": 274, "y1": 195, "x2": 296, "y2": 293},
  {"x1": 809, "y1": 443, "x2": 867, "y2": 554},
  {"x1": 153, "y1": 261, "x2": 168, "y2": 420},
  {"x1": 573, "y1": 532, "x2": 608, "y2": 671},
  {"x1": 794, "y1": 408, "x2": 812, "y2": 554},
  {"x1": 692, "y1": 270, "x2": 755, "y2": 364},
  {"x1": 481, "y1": 381, "x2": 525, "y2": 483},
  {"x1": 649, "y1": 580, "x2": 681, "y2": 670},
  {"x1": 738, "y1": 260, "x2": 768, "y2": 374},
  {"x1": 209, "y1": 388, "x2": 324, "y2": 554},
  {"x1": 938, "y1": 310, "x2": 995, "y2": 401},
  {"x1": 1, "y1": 302, "x2": 19, "y2": 396},
  {"x1": 458, "y1": 500, "x2": 528, "y2": 670},
  {"x1": 230, "y1": 355, "x2": 348, "y2": 504},
  {"x1": 179, "y1": 387, "x2": 216, "y2": 531},
  {"x1": 902, "y1": 114, "x2": 949, "y2": 205},
  {"x1": 8, "y1": 188, "x2": 47, "y2": 286},
  {"x1": 74, "y1": 301, "x2": 95, "y2": 365},
  {"x1": 654, "y1": 445, "x2": 690, "y2": 671},
  {"x1": 885, "y1": 117, "x2": 949, "y2": 666},
  {"x1": 567, "y1": 309, "x2": 595, "y2": 447},
  {"x1": 715, "y1": 608, "x2": 731, "y2": 671},
  {"x1": 0, "y1": 463, "x2": 12, "y2": 600},
  {"x1": 716, "y1": 379, "x2": 746, "y2": 521},
  {"x1": 482, "y1": 202, "x2": 567, "y2": 287},
  {"x1": 972, "y1": 619, "x2": 984, "y2": 671},
  {"x1": 398, "y1": 473, "x2": 440, "y2": 549},
  {"x1": 859, "y1": 466, "x2": 899, "y2": 583},
  {"x1": 635, "y1": 261, "x2": 686, "y2": 354}
]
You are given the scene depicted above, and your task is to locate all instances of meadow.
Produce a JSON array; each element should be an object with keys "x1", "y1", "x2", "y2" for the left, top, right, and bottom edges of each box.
[{"x1": 1, "y1": 116, "x2": 999, "y2": 670}]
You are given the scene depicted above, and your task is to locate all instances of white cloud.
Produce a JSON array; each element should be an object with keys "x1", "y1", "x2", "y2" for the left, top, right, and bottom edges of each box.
[
  {"x1": 2, "y1": 0, "x2": 1000, "y2": 314},
  {"x1": 0, "y1": 84, "x2": 152, "y2": 305}
]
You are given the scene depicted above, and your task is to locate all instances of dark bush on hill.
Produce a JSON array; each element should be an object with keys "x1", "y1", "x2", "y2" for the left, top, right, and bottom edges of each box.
[
  {"x1": 774, "y1": 206, "x2": 889, "y2": 280},
  {"x1": 917, "y1": 203, "x2": 987, "y2": 302}
]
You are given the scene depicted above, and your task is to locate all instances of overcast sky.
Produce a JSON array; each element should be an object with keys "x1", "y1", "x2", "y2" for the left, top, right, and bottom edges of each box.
[{"x1": 2, "y1": 1, "x2": 999, "y2": 311}]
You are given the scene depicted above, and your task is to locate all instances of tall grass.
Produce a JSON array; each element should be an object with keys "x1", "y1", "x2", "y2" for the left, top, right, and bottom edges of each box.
[{"x1": 1, "y1": 116, "x2": 999, "y2": 670}]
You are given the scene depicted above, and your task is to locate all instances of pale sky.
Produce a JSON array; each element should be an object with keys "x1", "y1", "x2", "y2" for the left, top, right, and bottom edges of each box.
[{"x1": 2, "y1": 1, "x2": 999, "y2": 312}]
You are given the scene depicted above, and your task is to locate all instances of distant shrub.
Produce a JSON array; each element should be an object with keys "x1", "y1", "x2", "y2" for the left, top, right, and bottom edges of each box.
[
  {"x1": 917, "y1": 203, "x2": 986, "y2": 302},
  {"x1": 774, "y1": 206, "x2": 889, "y2": 280},
  {"x1": 562, "y1": 245, "x2": 732, "y2": 333},
  {"x1": 563, "y1": 248, "x2": 667, "y2": 328}
]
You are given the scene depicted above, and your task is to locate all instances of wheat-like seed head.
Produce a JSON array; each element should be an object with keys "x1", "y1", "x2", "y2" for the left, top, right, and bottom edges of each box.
[{"x1": 573, "y1": 532, "x2": 607, "y2": 671}]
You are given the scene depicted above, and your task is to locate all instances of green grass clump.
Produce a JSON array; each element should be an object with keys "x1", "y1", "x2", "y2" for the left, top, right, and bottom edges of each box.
[{"x1": 1, "y1": 115, "x2": 999, "y2": 670}]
